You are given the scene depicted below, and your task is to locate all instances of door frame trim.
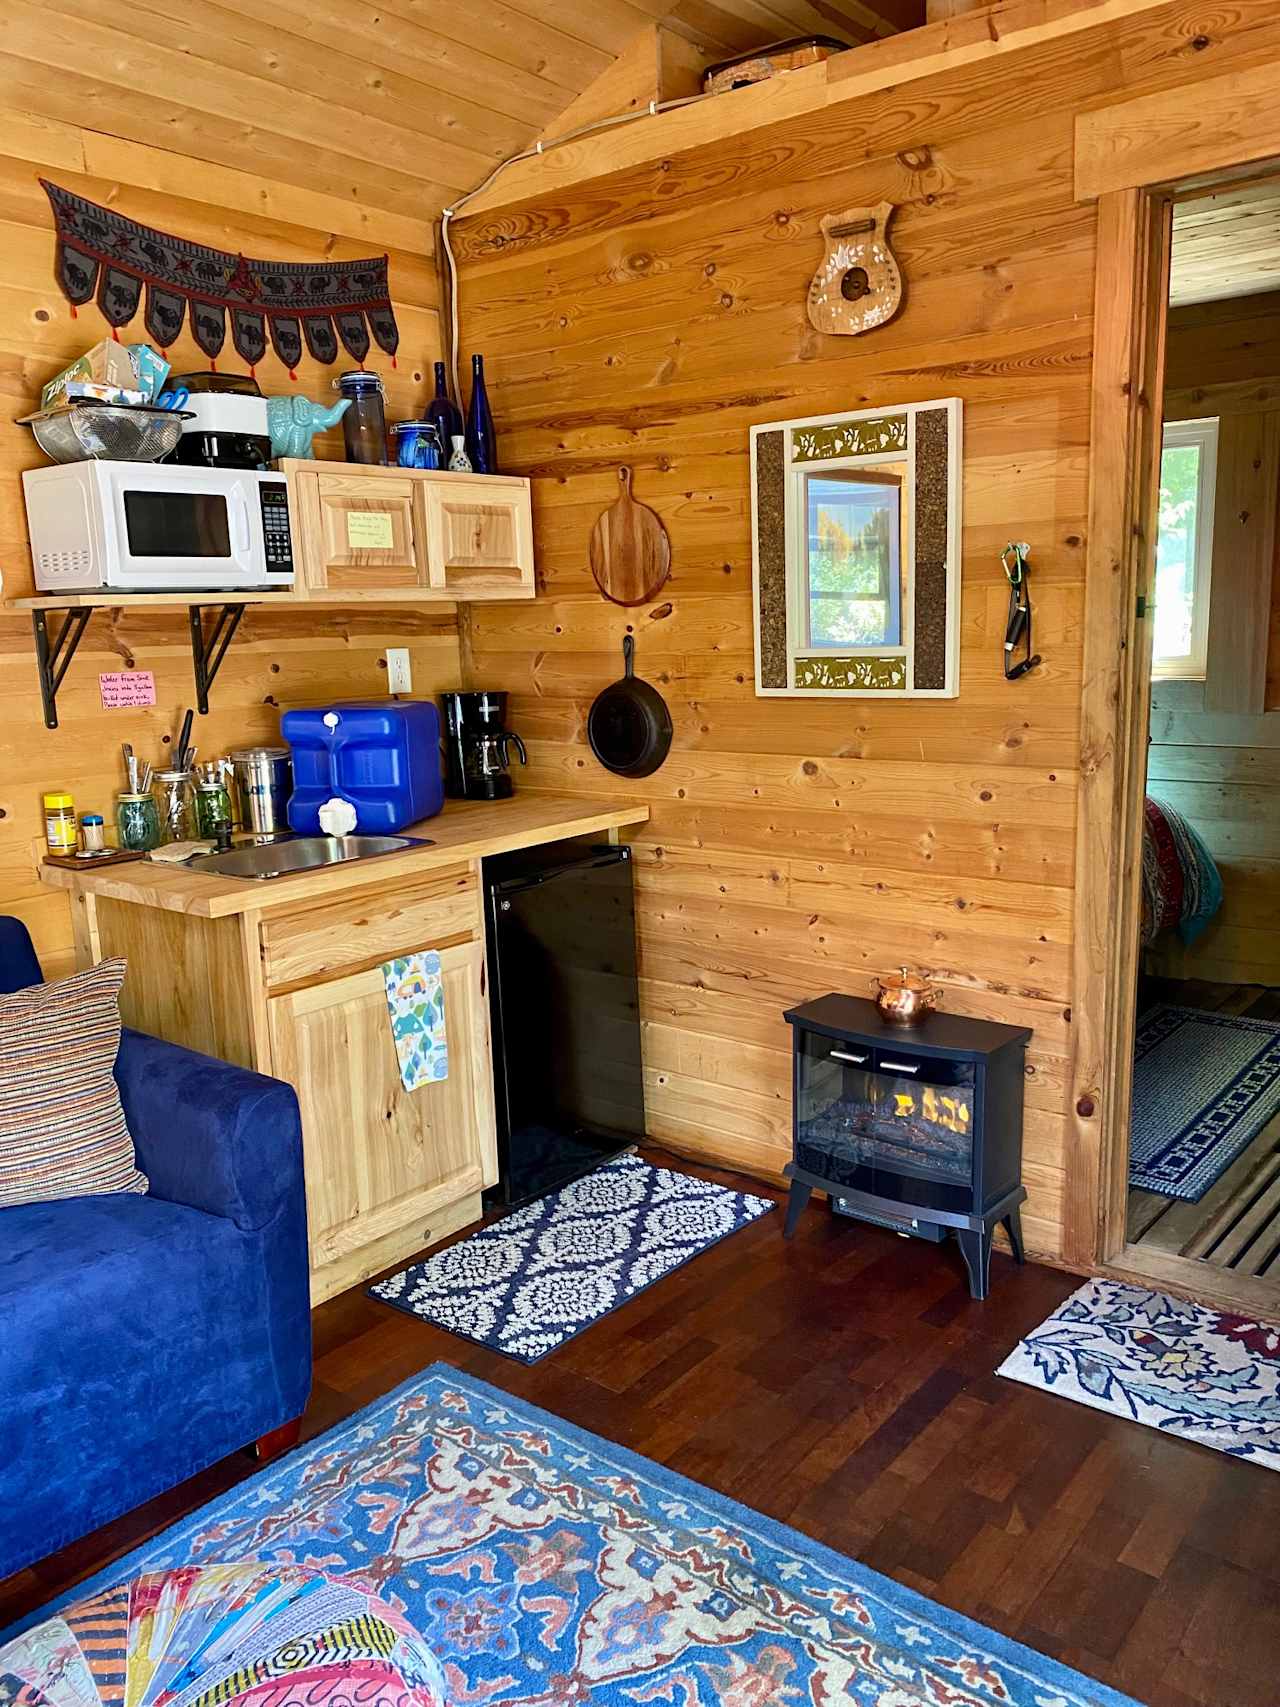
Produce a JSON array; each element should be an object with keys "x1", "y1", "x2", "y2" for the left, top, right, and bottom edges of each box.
[{"x1": 1069, "y1": 129, "x2": 1280, "y2": 1284}]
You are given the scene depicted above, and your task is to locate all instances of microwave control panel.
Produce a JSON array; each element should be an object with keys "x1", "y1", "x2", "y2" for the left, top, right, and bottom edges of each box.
[{"x1": 259, "y1": 481, "x2": 294, "y2": 574}]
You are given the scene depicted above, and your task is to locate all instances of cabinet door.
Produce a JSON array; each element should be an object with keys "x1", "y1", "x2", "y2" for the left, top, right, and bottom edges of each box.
[
  {"x1": 268, "y1": 939, "x2": 496, "y2": 1300},
  {"x1": 295, "y1": 468, "x2": 427, "y2": 593},
  {"x1": 418, "y1": 475, "x2": 535, "y2": 599}
]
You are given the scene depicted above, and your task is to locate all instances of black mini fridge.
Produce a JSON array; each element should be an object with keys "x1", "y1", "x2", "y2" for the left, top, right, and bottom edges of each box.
[{"x1": 484, "y1": 841, "x2": 645, "y2": 1208}]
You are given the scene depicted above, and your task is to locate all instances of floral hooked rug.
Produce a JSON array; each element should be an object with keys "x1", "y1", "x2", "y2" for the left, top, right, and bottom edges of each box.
[
  {"x1": 370, "y1": 1155, "x2": 775, "y2": 1363},
  {"x1": 999, "y1": 1278, "x2": 1280, "y2": 1470},
  {"x1": 3, "y1": 1365, "x2": 1136, "y2": 1707}
]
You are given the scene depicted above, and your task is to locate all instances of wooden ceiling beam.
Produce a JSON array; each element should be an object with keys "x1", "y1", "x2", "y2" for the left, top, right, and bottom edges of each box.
[{"x1": 459, "y1": 0, "x2": 1174, "y2": 222}]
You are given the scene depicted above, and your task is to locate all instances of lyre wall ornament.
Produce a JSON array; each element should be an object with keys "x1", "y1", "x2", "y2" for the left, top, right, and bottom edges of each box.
[{"x1": 806, "y1": 201, "x2": 903, "y2": 337}]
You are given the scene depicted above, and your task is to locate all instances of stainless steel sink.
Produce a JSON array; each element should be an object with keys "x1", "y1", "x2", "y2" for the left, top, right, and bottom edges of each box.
[{"x1": 191, "y1": 833, "x2": 431, "y2": 881}]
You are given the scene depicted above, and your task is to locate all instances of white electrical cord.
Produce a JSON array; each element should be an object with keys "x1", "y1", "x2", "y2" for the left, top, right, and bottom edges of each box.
[{"x1": 440, "y1": 92, "x2": 711, "y2": 402}]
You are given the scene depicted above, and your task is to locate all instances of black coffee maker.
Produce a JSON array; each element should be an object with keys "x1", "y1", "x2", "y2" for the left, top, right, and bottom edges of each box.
[{"x1": 440, "y1": 691, "x2": 528, "y2": 800}]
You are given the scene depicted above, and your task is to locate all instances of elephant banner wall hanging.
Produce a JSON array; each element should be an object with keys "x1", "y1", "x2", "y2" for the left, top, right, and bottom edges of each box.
[
  {"x1": 40, "y1": 180, "x2": 400, "y2": 377},
  {"x1": 806, "y1": 201, "x2": 903, "y2": 337}
]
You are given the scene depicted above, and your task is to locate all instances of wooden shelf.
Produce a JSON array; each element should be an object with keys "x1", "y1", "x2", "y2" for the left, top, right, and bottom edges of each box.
[{"x1": 9, "y1": 591, "x2": 296, "y2": 611}]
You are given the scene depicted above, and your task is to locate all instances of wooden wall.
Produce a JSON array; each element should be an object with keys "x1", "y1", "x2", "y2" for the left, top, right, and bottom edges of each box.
[
  {"x1": 453, "y1": 0, "x2": 1280, "y2": 1261},
  {"x1": 1147, "y1": 291, "x2": 1280, "y2": 986},
  {"x1": 0, "y1": 36, "x2": 459, "y2": 978}
]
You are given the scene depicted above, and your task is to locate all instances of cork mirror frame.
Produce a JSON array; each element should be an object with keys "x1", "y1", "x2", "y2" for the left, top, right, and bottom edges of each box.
[{"x1": 749, "y1": 398, "x2": 962, "y2": 698}]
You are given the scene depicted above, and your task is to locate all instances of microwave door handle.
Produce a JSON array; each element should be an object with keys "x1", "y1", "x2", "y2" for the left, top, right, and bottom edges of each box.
[{"x1": 231, "y1": 490, "x2": 252, "y2": 554}]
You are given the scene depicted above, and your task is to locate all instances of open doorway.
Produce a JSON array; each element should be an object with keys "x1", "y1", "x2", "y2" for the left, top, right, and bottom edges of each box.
[{"x1": 1123, "y1": 180, "x2": 1280, "y2": 1296}]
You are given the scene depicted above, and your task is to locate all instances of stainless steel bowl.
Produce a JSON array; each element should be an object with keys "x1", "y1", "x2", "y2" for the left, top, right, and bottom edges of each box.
[{"x1": 17, "y1": 401, "x2": 194, "y2": 464}]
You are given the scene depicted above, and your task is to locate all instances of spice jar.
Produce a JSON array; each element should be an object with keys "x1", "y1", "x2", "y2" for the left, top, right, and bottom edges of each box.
[
  {"x1": 151, "y1": 768, "x2": 196, "y2": 844},
  {"x1": 43, "y1": 791, "x2": 77, "y2": 855},
  {"x1": 116, "y1": 792, "x2": 160, "y2": 852},
  {"x1": 80, "y1": 813, "x2": 106, "y2": 853}
]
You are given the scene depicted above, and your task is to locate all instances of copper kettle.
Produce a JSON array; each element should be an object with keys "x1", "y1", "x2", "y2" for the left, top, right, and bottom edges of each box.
[{"x1": 873, "y1": 966, "x2": 938, "y2": 1026}]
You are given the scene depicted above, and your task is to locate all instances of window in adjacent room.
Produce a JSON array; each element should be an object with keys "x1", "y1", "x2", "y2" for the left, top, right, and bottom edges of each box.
[
  {"x1": 1153, "y1": 416, "x2": 1218, "y2": 679},
  {"x1": 803, "y1": 468, "x2": 904, "y2": 649}
]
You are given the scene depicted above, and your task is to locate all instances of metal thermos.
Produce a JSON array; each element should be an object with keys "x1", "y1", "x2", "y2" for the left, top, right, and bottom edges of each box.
[{"x1": 229, "y1": 746, "x2": 292, "y2": 835}]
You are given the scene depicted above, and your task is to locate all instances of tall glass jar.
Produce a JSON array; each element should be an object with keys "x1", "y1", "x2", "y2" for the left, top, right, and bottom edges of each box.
[
  {"x1": 116, "y1": 791, "x2": 160, "y2": 852},
  {"x1": 338, "y1": 370, "x2": 388, "y2": 465},
  {"x1": 151, "y1": 769, "x2": 196, "y2": 844}
]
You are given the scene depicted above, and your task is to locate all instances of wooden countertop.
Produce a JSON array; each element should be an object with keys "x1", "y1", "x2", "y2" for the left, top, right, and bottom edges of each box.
[{"x1": 40, "y1": 794, "x2": 649, "y2": 918}]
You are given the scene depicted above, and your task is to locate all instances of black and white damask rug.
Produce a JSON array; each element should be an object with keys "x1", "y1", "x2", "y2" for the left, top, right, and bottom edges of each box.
[{"x1": 369, "y1": 1154, "x2": 775, "y2": 1363}]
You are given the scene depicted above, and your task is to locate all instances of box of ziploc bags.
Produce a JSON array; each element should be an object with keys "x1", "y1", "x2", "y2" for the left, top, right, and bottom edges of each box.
[{"x1": 40, "y1": 341, "x2": 171, "y2": 409}]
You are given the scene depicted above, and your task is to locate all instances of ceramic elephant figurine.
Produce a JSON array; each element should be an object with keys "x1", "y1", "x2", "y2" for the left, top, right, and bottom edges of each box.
[{"x1": 266, "y1": 394, "x2": 351, "y2": 459}]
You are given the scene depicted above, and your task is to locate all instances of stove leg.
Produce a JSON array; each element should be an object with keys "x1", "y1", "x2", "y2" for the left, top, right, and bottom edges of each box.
[
  {"x1": 956, "y1": 1227, "x2": 992, "y2": 1300},
  {"x1": 1002, "y1": 1208, "x2": 1026, "y2": 1265},
  {"x1": 783, "y1": 1180, "x2": 812, "y2": 1238}
]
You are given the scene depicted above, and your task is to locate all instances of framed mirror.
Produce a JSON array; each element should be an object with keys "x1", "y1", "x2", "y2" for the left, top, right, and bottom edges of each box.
[{"x1": 751, "y1": 399, "x2": 962, "y2": 697}]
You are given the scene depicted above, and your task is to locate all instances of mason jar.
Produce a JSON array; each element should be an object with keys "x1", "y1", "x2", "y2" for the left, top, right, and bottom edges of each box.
[
  {"x1": 151, "y1": 769, "x2": 196, "y2": 844},
  {"x1": 116, "y1": 792, "x2": 161, "y2": 852}
]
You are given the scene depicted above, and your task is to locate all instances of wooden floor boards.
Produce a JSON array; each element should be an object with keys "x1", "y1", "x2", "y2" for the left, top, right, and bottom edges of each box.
[
  {"x1": 1130, "y1": 978, "x2": 1280, "y2": 1285},
  {"x1": 4, "y1": 1146, "x2": 1280, "y2": 1707}
]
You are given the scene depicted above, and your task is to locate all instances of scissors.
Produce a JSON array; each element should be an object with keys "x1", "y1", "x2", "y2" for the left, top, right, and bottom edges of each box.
[{"x1": 153, "y1": 388, "x2": 190, "y2": 412}]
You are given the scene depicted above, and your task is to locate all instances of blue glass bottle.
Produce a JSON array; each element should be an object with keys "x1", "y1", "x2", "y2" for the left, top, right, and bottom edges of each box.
[
  {"x1": 464, "y1": 353, "x2": 497, "y2": 474},
  {"x1": 424, "y1": 360, "x2": 462, "y2": 451}
]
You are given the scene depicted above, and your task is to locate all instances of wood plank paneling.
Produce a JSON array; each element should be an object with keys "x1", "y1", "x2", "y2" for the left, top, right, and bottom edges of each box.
[
  {"x1": 457, "y1": 70, "x2": 1101, "y2": 1259},
  {"x1": 456, "y1": 0, "x2": 1280, "y2": 1262},
  {"x1": 0, "y1": 19, "x2": 468, "y2": 975}
]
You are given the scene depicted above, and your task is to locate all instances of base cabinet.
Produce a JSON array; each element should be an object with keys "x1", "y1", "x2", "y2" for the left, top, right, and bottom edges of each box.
[{"x1": 267, "y1": 939, "x2": 495, "y2": 1303}]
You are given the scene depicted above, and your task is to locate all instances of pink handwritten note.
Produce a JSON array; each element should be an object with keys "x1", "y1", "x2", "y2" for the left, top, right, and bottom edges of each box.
[{"x1": 99, "y1": 671, "x2": 156, "y2": 709}]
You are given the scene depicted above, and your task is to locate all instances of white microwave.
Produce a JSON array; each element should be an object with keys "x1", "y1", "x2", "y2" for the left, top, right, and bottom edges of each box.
[{"x1": 23, "y1": 460, "x2": 295, "y2": 593}]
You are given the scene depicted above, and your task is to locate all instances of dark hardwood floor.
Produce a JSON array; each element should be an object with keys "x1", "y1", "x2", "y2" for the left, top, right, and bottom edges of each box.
[{"x1": 4, "y1": 1146, "x2": 1279, "y2": 1707}]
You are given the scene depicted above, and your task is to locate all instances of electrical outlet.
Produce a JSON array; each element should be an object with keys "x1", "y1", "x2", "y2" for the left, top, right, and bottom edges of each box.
[{"x1": 386, "y1": 648, "x2": 412, "y2": 695}]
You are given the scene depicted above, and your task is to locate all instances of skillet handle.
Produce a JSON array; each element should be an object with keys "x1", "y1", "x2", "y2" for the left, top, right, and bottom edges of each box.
[{"x1": 622, "y1": 633, "x2": 635, "y2": 677}]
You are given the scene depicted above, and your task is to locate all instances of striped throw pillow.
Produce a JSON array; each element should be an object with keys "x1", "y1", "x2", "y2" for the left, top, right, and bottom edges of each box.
[{"x1": 0, "y1": 957, "x2": 148, "y2": 1208}]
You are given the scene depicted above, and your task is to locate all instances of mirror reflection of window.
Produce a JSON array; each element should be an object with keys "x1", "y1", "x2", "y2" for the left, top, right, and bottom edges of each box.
[{"x1": 803, "y1": 465, "x2": 904, "y2": 649}]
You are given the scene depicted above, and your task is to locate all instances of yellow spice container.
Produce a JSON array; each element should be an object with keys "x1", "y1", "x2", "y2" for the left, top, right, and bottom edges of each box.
[{"x1": 43, "y1": 791, "x2": 77, "y2": 855}]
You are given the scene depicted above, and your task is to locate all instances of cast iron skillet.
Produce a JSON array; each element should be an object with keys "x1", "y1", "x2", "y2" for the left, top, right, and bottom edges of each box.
[{"x1": 587, "y1": 635, "x2": 673, "y2": 778}]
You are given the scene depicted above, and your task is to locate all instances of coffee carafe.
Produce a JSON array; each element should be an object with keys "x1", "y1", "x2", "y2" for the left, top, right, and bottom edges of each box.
[{"x1": 440, "y1": 691, "x2": 528, "y2": 800}]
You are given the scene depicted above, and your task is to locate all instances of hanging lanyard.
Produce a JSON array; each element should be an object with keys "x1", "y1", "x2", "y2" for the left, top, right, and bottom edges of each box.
[{"x1": 1001, "y1": 542, "x2": 1042, "y2": 681}]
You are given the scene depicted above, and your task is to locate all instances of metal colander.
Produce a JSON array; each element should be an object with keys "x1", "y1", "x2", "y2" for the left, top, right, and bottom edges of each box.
[{"x1": 18, "y1": 401, "x2": 193, "y2": 463}]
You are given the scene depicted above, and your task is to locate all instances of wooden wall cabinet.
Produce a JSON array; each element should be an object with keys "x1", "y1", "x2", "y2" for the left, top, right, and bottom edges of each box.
[{"x1": 284, "y1": 460, "x2": 535, "y2": 602}]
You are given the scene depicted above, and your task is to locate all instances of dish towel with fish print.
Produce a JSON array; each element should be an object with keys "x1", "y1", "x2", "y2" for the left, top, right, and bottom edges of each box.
[{"x1": 382, "y1": 952, "x2": 448, "y2": 1091}]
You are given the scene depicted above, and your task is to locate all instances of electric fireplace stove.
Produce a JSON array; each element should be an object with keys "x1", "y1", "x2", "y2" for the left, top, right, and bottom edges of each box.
[{"x1": 783, "y1": 992, "x2": 1030, "y2": 1299}]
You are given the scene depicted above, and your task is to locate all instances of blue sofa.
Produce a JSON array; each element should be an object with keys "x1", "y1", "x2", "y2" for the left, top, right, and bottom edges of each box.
[{"x1": 0, "y1": 917, "x2": 312, "y2": 1579}]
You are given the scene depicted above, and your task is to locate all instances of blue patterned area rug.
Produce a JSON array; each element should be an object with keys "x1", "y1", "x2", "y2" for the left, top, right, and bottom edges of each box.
[
  {"x1": 999, "y1": 1278, "x2": 1280, "y2": 1470},
  {"x1": 1129, "y1": 1004, "x2": 1280, "y2": 1199},
  {"x1": 2, "y1": 1365, "x2": 1138, "y2": 1706},
  {"x1": 371, "y1": 1154, "x2": 775, "y2": 1363}
]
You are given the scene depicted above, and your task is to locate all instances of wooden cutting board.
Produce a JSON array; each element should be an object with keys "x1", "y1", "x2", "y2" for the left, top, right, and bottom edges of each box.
[{"x1": 589, "y1": 466, "x2": 671, "y2": 606}]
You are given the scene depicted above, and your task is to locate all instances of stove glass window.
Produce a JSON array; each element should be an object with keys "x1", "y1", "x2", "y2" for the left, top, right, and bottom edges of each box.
[{"x1": 795, "y1": 1034, "x2": 974, "y2": 1187}]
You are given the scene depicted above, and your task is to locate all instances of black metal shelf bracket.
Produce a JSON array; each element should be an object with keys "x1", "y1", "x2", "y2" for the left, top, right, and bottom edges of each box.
[
  {"x1": 189, "y1": 603, "x2": 245, "y2": 716},
  {"x1": 33, "y1": 608, "x2": 92, "y2": 730}
]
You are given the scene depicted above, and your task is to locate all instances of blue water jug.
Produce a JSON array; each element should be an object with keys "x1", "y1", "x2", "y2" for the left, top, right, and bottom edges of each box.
[{"x1": 282, "y1": 701, "x2": 444, "y2": 836}]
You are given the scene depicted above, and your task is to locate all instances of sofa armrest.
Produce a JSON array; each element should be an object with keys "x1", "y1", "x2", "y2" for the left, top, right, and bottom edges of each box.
[{"x1": 114, "y1": 1028, "x2": 304, "y2": 1234}]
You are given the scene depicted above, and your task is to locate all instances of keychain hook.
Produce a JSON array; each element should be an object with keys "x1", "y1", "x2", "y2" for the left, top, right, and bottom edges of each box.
[
  {"x1": 1001, "y1": 542, "x2": 1041, "y2": 681},
  {"x1": 1001, "y1": 541, "x2": 1031, "y2": 585}
]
